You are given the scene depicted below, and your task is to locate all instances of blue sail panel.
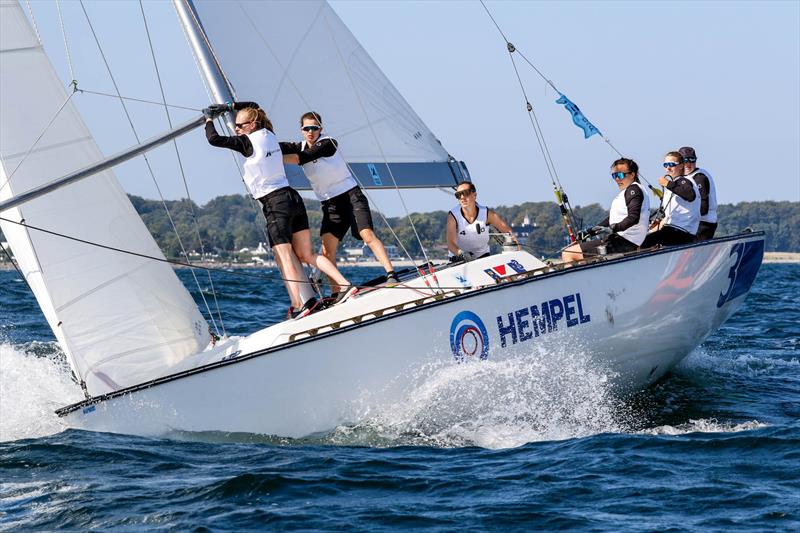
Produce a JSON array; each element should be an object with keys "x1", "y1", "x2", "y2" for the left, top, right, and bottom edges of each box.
[{"x1": 285, "y1": 160, "x2": 470, "y2": 190}]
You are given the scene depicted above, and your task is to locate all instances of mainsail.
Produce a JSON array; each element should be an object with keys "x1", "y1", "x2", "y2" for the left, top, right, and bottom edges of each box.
[
  {"x1": 192, "y1": 0, "x2": 470, "y2": 190},
  {"x1": 0, "y1": 0, "x2": 210, "y2": 396}
]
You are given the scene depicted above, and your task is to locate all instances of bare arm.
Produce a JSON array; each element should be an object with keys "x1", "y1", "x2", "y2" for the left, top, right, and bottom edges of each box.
[
  {"x1": 446, "y1": 213, "x2": 460, "y2": 255},
  {"x1": 487, "y1": 210, "x2": 513, "y2": 234}
]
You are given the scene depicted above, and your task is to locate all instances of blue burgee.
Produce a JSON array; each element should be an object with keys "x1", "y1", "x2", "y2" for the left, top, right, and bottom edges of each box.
[{"x1": 555, "y1": 93, "x2": 601, "y2": 139}]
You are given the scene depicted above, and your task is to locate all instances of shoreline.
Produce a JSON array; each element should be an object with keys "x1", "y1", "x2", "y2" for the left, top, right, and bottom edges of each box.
[{"x1": 1, "y1": 252, "x2": 798, "y2": 271}]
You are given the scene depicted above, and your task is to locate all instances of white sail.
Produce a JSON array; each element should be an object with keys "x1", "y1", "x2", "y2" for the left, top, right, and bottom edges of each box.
[
  {"x1": 0, "y1": 0, "x2": 210, "y2": 396},
  {"x1": 192, "y1": 0, "x2": 470, "y2": 189}
]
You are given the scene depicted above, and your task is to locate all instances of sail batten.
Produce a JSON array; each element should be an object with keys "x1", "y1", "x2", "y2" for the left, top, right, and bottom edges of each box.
[{"x1": 0, "y1": 0, "x2": 210, "y2": 396}]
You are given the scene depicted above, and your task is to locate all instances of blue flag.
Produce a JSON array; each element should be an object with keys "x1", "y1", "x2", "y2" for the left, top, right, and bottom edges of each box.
[{"x1": 555, "y1": 93, "x2": 601, "y2": 139}]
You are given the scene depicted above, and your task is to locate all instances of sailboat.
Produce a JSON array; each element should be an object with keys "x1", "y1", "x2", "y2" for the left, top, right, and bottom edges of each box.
[{"x1": 0, "y1": 0, "x2": 764, "y2": 438}]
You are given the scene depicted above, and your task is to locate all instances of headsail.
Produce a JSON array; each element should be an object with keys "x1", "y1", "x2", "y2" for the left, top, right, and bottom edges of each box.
[
  {"x1": 191, "y1": 0, "x2": 470, "y2": 189},
  {"x1": 0, "y1": 0, "x2": 210, "y2": 396}
]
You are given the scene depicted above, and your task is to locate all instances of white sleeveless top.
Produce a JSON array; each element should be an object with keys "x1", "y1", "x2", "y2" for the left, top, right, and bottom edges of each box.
[
  {"x1": 686, "y1": 168, "x2": 718, "y2": 223},
  {"x1": 609, "y1": 181, "x2": 650, "y2": 246},
  {"x1": 242, "y1": 129, "x2": 288, "y2": 199},
  {"x1": 450, "y1": 204, "x2": 490, "y2": 259},
  {"x1": 301, "y1": 137, "x2": 358, "y2": 201},
  {"x1": 662, "y1": 178, "x2": 701, "y2": 235}
]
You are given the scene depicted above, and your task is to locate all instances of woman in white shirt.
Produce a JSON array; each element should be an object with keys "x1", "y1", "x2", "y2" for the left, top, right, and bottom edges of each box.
[{"x1": 447, "y1": 181, "x2": 515, "y2": 261}]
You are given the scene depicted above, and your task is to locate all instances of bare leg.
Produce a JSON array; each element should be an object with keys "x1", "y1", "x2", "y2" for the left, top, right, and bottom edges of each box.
[
  {"x1": 320, "y1": 233, "x2": 341, "y2": 291},
  {"x1": 292, "y1": 229, "x2": 349, "y2": 291},
  {"x1": 321, "y1": 232, "x2": 340, "y2": 266},
  {"x1": 359, "y1": 228, "x2": 393, "y2": 273},
  {"x1": 272, "y1": 243, "x2": 304, "y2": 307},
  {"x1": 561, "y1": 244, "x2": 584, "y2": 263}
]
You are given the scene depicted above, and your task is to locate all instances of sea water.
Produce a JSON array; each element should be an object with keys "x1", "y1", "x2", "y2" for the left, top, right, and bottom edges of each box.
[{"x1": 1, "y1": 264, "x2": 798, "y2": 530}]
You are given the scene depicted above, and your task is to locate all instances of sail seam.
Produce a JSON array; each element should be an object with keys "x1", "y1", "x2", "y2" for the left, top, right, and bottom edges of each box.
[
  {"x1": 0, "y1": 44, "x2": 42, "y2": 54},
  {"x1": 84, "y1": 335, "x2": 202, "y2": 375},
  {"x1": 1, "y1": 135, "x2": 93, "y2": 162},
  {"x1": 53, "y1": 259, "x2": 150, "y2": 314},
  {"x1": 319, "y1": 7, "x2": 434, "y2": 281}
]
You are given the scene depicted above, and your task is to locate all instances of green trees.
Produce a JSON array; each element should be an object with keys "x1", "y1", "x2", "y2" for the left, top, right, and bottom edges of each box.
[{"x1": 1, "y1": 197, "x2": 798, "y2": 260}]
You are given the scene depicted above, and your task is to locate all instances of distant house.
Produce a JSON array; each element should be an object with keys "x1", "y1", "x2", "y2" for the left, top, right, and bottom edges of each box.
[
  {"x1": 251, "y1": 242, "x2": 269, "y2": 256},
  {"x1": 511, "y1": 214, "x2": 536, "y2": 239},
  {"x1": 343, "y1": 247, "x2": 365, "y2": 259}
]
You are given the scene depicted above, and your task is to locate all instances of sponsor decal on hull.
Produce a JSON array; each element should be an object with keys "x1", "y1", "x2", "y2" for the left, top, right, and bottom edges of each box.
[
  {"x1": 449, "y1": 292, "x2": 592, "y2": 360},
  {"x1": 450, "y1": 311, "x2": 490, "y2": 361}
]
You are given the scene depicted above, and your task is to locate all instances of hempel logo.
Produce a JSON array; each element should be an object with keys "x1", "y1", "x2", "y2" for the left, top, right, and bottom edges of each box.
[{"x1": 449, "y1": 292, "x2": 592, "y2": 361}]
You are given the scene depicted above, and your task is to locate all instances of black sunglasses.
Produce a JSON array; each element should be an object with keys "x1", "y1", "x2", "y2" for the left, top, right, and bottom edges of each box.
[
  {"x1": 302, "y1": 125, "x2": 321, "y2": 132},
  {"x1": 235, "y1": 121, "x2": 253, "y2": 129},
  {"x1": 454, "y1": 189, "x2": 475, "y2": 199}
]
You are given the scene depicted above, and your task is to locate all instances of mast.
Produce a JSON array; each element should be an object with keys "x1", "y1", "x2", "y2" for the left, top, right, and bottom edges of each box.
[
  {"x1": 172, "y1": 0, "x2": 236, "y2": 133},
  {"x1": 172, "y1": 0, "x2": 317, "y2": 304}
]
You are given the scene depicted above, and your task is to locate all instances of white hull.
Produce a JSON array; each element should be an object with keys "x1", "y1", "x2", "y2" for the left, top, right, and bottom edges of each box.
[{"x1": 60, "y1": 233, "x2": 764, "y2": 438}]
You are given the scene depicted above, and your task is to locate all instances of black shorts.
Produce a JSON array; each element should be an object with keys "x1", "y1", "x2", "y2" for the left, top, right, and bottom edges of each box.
[
  {"x1": 258, "y1": 187, "x2": 309, "y2": 246},
  {"x1": 695, "y1": 221, "x2": 718, "y2": 241},
  {"x1": 579, "y1": 233, "x2": 638, "y2": 257},
  {"x1": 641, "y1": 225, "x2": 694, "y2": 248},
  {"x1": 320, "y1": 186, "x2": 374, "y2": 241}
]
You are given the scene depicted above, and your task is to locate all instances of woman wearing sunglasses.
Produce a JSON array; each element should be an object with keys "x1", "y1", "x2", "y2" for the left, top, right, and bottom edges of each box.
[
  {"x1": 641, "y1": 151, "x2": 700, "y2": 248},
  {"x1": 203, "y1": 102, "x2": 353, "y2": 318},
  {"x1": 561, "y1": 158, "x2": 650, "y2": 262},
  {"x1": 280, "y1": 112, "x2": 399, "y2": 288},
  {"x1": 447, "y1": 181, "x2": 515, "y2": 262}
]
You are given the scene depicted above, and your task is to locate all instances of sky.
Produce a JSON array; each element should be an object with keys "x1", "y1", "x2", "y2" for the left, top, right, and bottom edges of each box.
[{"x1": 19, "y1": 0, "x2": 800, "y2": 219}]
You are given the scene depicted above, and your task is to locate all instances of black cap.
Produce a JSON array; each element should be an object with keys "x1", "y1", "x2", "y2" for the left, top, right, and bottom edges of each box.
[{"x1": 679, "y1": 146, "x2": 697, "y2": 160}]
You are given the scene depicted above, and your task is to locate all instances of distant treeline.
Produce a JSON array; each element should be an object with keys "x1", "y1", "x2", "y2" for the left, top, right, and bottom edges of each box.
[{"x1": 1, "y1": 197, "x2": 798, "y2": 258}]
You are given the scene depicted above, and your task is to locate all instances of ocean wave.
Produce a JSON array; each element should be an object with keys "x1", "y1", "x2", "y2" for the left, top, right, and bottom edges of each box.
[
  {"x1": 0, "y1": 342, "x2": 83, "y2": 442},
  {"x1": 325, "y1": 347, "x2": 631, "y2": 449},
  {"x1": 640, "y1": 418, "x2": 768, "y2": 436}
]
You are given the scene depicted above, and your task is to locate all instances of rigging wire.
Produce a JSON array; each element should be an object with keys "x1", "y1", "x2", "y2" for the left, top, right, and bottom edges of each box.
[
  {"x1": 0, "y1": 215, "x2": 473, "y2": 292},
  {"x1": 176, "y1": 2, "x2": 274, "y2": 260},
  {"x1": 0, "y1": 90, "x2": 77, "y2": 195},
  {"x1": 479, "y1": 1, "x2": 579, "y2": 241},
  {"x1": 23, "y1": 0, "x2": 42, "y2": 44},
  {"x1": 75, "y1": 88, "x2": 201, "y2": 112},
  {"x1": 139, "y1": 0, "x2": 226, "y2": 336},
  {"x1": 235, "y1": 2, "x2": 428, "y2": 281},
  {"x1": 77, "y1": 0, "x2": 220, "y2": 336},
  {"x1": 478, "y1": 0, "x2": 656, "y2": 191},
  {"x1": 55, "y1": 0, "x2": 76, "y2": 85},
  {"x1": 318, "y1": 9, "x2": 440, "y2": 289}
]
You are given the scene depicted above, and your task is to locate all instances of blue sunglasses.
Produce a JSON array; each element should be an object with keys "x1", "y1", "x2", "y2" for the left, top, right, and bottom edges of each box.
[
  {"x1": 610, "y1": 172, "x2": 627, "y2": 180},
  {"x1": 663, "y1": 162, "x2": 681, "y2": 168}
]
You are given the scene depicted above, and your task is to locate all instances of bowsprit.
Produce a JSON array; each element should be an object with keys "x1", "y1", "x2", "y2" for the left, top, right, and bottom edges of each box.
[{"x1": 496, "y1": 293, "x2": 591, "y2": 347}]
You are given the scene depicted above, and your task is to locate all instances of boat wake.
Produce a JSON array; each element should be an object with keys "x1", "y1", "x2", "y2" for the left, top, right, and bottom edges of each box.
[
  {"x1": 325, "y1": 347, "x2": 632, "y2": 449},
  {"x1": 2, "y1": 340, "x2": 778, "y2": 447},
  {"x1": 0, "y1": 342, "x2": 83, "y2": 442}
]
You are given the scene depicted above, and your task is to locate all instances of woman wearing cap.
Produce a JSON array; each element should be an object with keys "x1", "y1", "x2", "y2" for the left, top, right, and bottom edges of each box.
[
  {"x1": 280, "y1": 112, "x2": 399, "y2": 287},
  {"x1": 679, "y1": 146, "x2": 718, "y2": 240},
  {"x1": 203, "y1": 102, "x2": 353, "y2": 317},
  {"x1": 447, "y1": 181, "x2": 515, "y2": 261},
  {"x1": 641, "y1": 151, "x2": 700, "y2": 248},
  {"x1": 562, "y1": 158, "x2": 649, "y2": 262}
]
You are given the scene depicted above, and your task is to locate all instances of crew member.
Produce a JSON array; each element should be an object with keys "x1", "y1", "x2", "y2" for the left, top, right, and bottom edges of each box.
[
  {"x1": 203, "y1": 102, "x2": 353, "y2": 317},
  {"x1": 679, "y1": 146, "x2": 717, "y2": 240},
  {"x1": 280, "y1": 112, "x2": 399, "y2": 288},
  {"x1": 641, "y1": 151, "x2": 700, "y2": 248},
  {"x1": 447, "y1": 181, "x2": 516, "y2": 261},
  {"x1": 562, "y1": 158, "x2": 650, "y2": 262}
]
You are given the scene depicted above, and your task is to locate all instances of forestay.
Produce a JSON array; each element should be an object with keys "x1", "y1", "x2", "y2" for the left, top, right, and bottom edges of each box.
[
  {"x1": 0, "y1": 0, "x2": 210, "y2": 396},
  {"x1": 192, "y1": 0, "x2": 469, "y2": 189}
]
